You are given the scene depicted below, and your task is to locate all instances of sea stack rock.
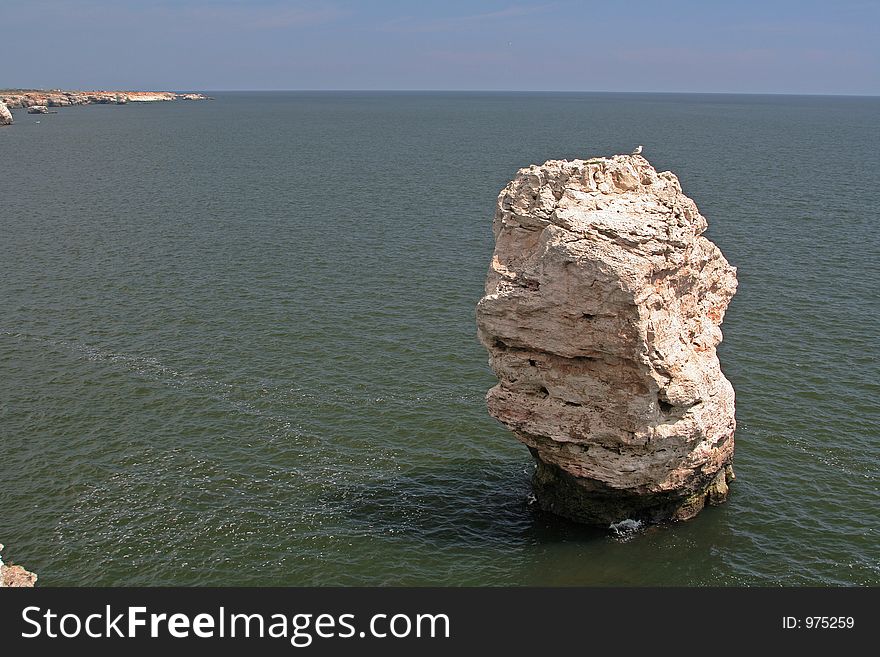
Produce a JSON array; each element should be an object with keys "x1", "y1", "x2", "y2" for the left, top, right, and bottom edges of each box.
[
  {"x1": 476, "y1": 154, "x2": 737, "y2": 525},
  {"x1": 0, "y1": 102, "x2": 12, "y2": 125},
  {"x1": 0, "y1": 544, "x2": 37, "y2": 587}
]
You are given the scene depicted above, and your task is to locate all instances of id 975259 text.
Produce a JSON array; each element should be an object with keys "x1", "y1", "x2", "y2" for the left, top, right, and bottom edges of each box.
[{"x1": 782, "y1": 616, "x2": 855, "y2": 629}]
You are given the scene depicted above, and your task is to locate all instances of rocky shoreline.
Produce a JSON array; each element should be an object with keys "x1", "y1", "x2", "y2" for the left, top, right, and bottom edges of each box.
[
  {"x1": 0, "y1": 544, "x2": 37, "y2": 587},
  {"x1": 0, "y1": 89, "x2": 210, "y2": 125},
  {"x1": 1, "y1": 89, "x2": 209, "y2": 108}
]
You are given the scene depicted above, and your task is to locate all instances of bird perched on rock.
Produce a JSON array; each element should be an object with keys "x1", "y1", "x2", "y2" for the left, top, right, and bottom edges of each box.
[{"x1": 631, "y1": 145, "x2": 643, "y2": 155}]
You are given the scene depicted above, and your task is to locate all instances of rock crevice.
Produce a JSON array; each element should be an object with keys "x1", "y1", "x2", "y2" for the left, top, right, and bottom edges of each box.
[{"x1": 477, "y1": 154, "x2": 737, "y2": 525}]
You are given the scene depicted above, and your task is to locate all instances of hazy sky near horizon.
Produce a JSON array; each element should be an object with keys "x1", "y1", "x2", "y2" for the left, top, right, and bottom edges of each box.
[{"x1": 4, "y1": 0, "x2": 878, "y2": 94}]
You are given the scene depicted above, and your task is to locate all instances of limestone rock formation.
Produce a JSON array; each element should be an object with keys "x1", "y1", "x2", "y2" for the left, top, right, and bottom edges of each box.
[
  {"x1": 0, "y1": 102, "x2": 12, "y2": 125},
  {"x1": 476, "y1": 154, "x2": 737, "y2": 525},
  {"x1": 27, "y1": 105, "x2": 49, "y2": 114},
  {"x1": 0, "y1": 544, "x2": 37, "y2": 587},
  {"x1": 45, "y1": 94, "x2": 72, "y2": 107}
]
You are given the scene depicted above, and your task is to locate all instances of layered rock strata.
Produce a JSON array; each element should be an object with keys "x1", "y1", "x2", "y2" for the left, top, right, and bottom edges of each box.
[{"x1": 476, "y1": 154, "x2": 737, "y2": 525}]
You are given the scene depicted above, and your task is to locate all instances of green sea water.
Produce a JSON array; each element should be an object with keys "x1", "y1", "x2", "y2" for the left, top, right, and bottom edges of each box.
[{"x1": 0, "y1": 92, "x2": 877, "y2": 585}]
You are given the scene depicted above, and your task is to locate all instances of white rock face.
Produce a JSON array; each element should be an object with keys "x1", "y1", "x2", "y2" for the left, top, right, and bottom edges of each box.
[
  {"x1": 477, "y1": 155, "x2": 737, "y2": 525},
  {"x1": 125, "y1": 92, "x2": 175, "y2": 102},
  {"x1": 0, "y1": 102, "x2": 13, "y2": 126}
]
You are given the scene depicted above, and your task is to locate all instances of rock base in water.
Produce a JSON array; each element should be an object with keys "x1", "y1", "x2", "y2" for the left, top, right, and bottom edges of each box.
[{"x1": 531, "y1": 454, "x2": 735, "y2": 524}]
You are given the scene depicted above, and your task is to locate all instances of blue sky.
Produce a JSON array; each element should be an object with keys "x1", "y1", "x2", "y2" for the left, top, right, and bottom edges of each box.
[{"x1": 4, "y1": 0, "x2": 878, "y2": 94}]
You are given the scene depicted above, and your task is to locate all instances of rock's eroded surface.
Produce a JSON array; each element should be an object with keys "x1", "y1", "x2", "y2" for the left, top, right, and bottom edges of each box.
[
  {"x1": 477, "y1": 154, "x2": 737, "y2": 525},
  {"x1": 0, "y1": 102, "x2": 12, "y2": 126}
]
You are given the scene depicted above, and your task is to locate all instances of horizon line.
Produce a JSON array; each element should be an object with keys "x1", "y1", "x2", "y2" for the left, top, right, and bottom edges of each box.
[
  {"x1": 179, "y1": 89, "x2": 880, "y2": 98},
  {"x1": 4, "y1": 87, "x2": 878, "y2": 98}
]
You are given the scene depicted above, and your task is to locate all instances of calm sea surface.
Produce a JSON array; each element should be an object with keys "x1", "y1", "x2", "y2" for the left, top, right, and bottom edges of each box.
[{"x1": 1, "y1": 92, "x2": 877, "y2": 585}]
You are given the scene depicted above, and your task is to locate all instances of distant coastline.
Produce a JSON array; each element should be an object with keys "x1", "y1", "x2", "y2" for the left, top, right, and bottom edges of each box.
[{"x1": 0, "y1": 89, "x2": 210, "y2": 110}]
